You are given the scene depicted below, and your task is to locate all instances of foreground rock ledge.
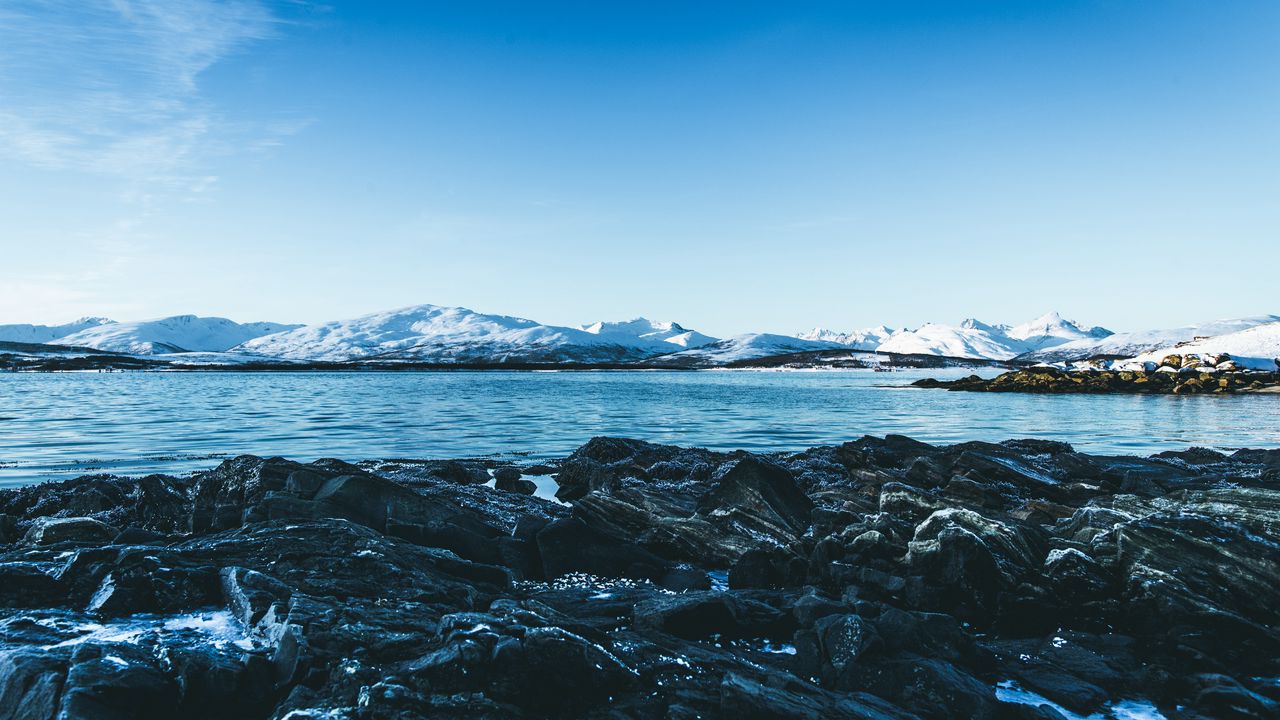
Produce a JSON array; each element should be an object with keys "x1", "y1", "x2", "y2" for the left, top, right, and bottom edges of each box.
[{"x1": 1, "y1": 437, "x2": 1278, "y2": 719}]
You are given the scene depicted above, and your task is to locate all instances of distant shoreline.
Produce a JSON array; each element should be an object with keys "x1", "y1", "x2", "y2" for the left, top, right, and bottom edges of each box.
[{"x1": 1, "y1": 348, "x2": 1016, "y2": 373}]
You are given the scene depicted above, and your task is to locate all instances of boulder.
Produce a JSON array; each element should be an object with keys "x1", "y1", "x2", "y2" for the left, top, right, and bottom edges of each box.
[
  {"x1": 634, "y1": 591, "x2": 794, "y2": 640},
  {"x1": 697, "y1": 457, "x2": 814, "y2": 539},
  {"x1": 21, "y1": 517, "x2": 116, "y2": 546}
]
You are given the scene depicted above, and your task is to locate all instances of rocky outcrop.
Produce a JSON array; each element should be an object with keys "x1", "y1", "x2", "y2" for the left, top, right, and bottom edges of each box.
[
  {"x1": 916, "y1": 355, "x2": 1280, "y2": 394},
  {"x1": 1, "y1": 435, "x2": 1278, "y2": 718}
]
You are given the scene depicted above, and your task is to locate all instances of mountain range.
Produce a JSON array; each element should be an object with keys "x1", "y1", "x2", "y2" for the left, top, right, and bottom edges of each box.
[{"x1": 3, "y1": 305, "x2": 1277, "y2": 368}]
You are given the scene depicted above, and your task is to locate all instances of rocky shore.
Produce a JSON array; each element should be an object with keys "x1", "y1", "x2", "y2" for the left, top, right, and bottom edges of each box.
[
  {"x1": 1, "y1": 436, "x2": 1278, "y2": 719},
  {"x1": 914, "y1": 353, "x2": 1280, "y2": 394}
]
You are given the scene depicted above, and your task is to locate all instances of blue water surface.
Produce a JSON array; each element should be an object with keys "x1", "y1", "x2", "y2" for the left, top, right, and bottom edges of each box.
[{"x1": 1, "y1": 368, "x2": 1276, "y2": 487}]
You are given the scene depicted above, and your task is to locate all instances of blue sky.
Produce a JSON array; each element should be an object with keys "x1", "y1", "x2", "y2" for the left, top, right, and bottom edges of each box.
[{"x1": 1, "y1": 1, "x2": 1277, "y2": 335}]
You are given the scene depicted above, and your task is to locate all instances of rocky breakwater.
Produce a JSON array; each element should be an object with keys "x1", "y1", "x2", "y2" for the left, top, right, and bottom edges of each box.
[
  {"x1": 915, "y1": 352, "x2": 1280, "y2": 394},
  {"x1": 1, "y1": 437, "x2": 1279, "y2": 719}
]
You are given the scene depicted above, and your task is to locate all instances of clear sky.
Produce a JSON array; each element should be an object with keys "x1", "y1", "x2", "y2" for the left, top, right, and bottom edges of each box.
[{"x1": 1, "y1": 1, "x2": 1276, "y2": 336}]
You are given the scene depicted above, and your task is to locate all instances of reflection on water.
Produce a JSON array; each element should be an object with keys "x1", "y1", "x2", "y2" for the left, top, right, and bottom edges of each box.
[{"x1": 1, "y1": 369, "x2": 1276, "y2": 487}]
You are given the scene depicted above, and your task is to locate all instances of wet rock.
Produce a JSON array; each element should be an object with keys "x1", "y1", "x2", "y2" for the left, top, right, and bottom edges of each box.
[
  {"x1": 0, "y1": 436, "x2": 1278, "y2": 718},
  {"x1": 719, "y1": 671, "x2": 915, "y2": 720},
  {"x1": 0, "y1": 648, "x2": 65, "y2": 720},
  {"x1": 535, "y1": 516, "x2": 669, "y2": 580},
  {"x1": 0, "y1": 563, "x2": 63, "y2": 607},
  {"x1": 633, "y1": 592, "x2": 794, "y2": 640},
  {"x1": 61, "y1": 644, "x2": 180, "y2": 719},
  {"x1": 698, "y1": 457, "x2": 814, "y2": 539},
  {"x1": 494, "y1": 469, "x2": 536, "y2": 495},
  {"x1": 903, "y1": 508, "x2": 1041, "y2": 620},
  {"x1": 22, "y1": 516, "x2": 116, "y2": 546}
]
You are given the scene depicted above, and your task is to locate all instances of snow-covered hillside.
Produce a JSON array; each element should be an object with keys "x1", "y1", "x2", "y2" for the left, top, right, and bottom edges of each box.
[
  {"x1": 236, "y1": 305, "x2": 714, "y2": 363},
  {"x1": 580, "y1": 318, "x2": 717, "y2": 350},
  {"x1": 0, "y1": 317, "x2": 115, "y2": 344},
  {"x1": 1016, "y1": 315, "x2": 1280, "y2": 363},
  {"x1": 1006, "y1": 312, "x2": 1111, "y2": 351},
  {"x1": 1127, "y1": 322, "x2": 1280, "y2": 371},
  {"x1": 801, "y1": 313, "x2": 1109, "y2": 361},
  {"x1": 648, "y1": 333, "x2": 845, "y2": 366},
  {"x1": 877, "y1": 319, "x2": 1023, "y2": 360},
  {"x1": 796, "y1": 326, "x2": 894, "y2": 350},
  {"x1": 53, "y1": 316, "x2": 301, "y2": 354}
]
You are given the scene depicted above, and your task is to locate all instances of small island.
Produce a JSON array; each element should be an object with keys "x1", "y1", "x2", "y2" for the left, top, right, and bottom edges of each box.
[{"x1": 915, "y1": 352, "x2": 1280, "y2": 395}]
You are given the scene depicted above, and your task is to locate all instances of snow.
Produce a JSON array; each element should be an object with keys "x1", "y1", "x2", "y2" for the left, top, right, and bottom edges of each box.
[
  {"x1": 877, "y1": 312, "x2": 1113, "y2": 360},
  {"x1": 1017, "y1": 315, "x2": 1280, "y2": 363},
  {"x1": 0, "y1": 317, "x2": 115, "y2": 344},
  {"x1": 52, "y1": 315, "x2": 300, "y2": 355},
  {"x1": 1007, "y1": 311, "x2": 1112, "y2": 351},
  {"x1": 796, "y1": 325, "x2": 894, "y2": 350},
  {"x1": 651, "y1": 333, "x2": 845, "y2": 365},
  {"x1": 878, "y1": 321, "x2": 1024, "y2": 360},
  {"x1": 1129, "y1": 321, "x2": 1280, "y2": 371},
  {"x1": 236, "y1": 304, "x2": 716, "y2": 364},
  {"x1": 580, "y1": 318, "x2": 718, "y2": 349}
]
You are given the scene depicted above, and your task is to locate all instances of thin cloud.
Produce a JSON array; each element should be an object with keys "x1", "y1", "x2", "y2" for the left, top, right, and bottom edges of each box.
[{"x1": 0, "y1": 0, "x2": 295, "y2": 190}]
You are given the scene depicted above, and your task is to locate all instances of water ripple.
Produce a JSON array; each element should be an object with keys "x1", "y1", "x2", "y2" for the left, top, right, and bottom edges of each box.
[{"x1": 1, "y1": 369, "x2": 1277, "y2": 487}]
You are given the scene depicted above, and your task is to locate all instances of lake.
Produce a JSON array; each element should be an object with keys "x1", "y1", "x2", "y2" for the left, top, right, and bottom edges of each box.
[{"x1": 2, "y1": 368, "x2": 1276, "y2": 487}]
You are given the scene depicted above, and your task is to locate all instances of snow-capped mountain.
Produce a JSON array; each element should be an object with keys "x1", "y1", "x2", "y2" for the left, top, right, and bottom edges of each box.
[
  {"x1": 1016, "y1": 315, "x2": 1280, "y2": 363},
  {"x1": 1006, "y1": 312, "x2": 1112, "y2": 351},
  {"x1": 873, "y1": 313, "x2": 1113, "y2": 361},
  {"x1": 580, "y1": 318, "x2": 718, "y2": 350},
  {"x1": 236, "y1": 305, "x2": 715, "y2": 363},
  {"x1": 53, "y1": 316, "x2": 301, "y2": 355},
  {"x1": 877, "y1": 319, "x2": 1023, "y2": 360},
  {"x1": 796, "y1": 326, "x2": 894, "y2": 350},
  {"x1": 647, "y1": 333, "x2": 845, "y2": 367},
  {"x1": 1126, "y1": 321, "x2": 1280, "y2": 372},
  {"x1": 0, "y1": 317, "x2": 115, "y2": 344}
]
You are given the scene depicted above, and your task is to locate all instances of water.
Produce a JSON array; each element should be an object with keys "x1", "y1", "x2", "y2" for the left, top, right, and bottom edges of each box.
[{"x1": 2, "y1": 368, "x2": 1277, "y2": 487}]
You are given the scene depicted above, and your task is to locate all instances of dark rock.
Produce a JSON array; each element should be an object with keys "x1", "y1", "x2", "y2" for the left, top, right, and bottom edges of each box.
[
  {"x1": 0, "y1": 435, "x2": 1277, "y2": 719},
  {"x1": 535, "y1": 516, "x2": 669, "y2": 580},
  {"x1": 633, "y1": 592, "x2": 795, "y2": 640},
  {"x1": 698, "y1": 456, "x2": 814, "y2": 539},
  {"x1": 22, "y1": 516, "x2": 116, "y2": 546},
  {"x1": 494, "y1": 471, "x2": 536, "y2": 495}
]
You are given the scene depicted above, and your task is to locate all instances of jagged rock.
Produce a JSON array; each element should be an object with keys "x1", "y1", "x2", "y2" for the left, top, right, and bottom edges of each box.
[
  {"x1": 0, "y1": 436, "x2": 1277, "y2": 718},
  {"x1": 903, "y1": 508, "x2": 1042, "y2": 619},
  {"x1": 698, "y1": 457, "x2": 813, "y2": 537}
]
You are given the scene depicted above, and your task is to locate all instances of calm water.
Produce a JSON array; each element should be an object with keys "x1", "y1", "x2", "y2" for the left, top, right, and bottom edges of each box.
[{"x1": 2, "y1": 369, "x2": 1277, "y2": 487}]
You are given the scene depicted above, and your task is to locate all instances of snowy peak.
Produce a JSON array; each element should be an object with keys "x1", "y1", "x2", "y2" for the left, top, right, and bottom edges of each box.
[
  {"x1": 0, "y1": 317, "x2": 116, "y2": 345},
  {"x1": 796, "y1": 326, "x2": 894, "y2": 350},
  {"x1": 878, "y1": 320, "x2": 1024, "y2": 360},
  {"x1": 652, "y1": 333, "x2": 845, "y2": 366},
  {"x1": 580, "y1": 317, "x2": 718, "y2": 349},
  {"x1": 1017, "y1": 314, "x2": 1280, "y2": 363},
  {"x1": 237, "y1": 304, "x2": 717, "y2": 363},
  {"x1": 1007, "y1": 311, "x2": 1112, "y2": 350},
  {"x1": 959, "y1": 318, "x2": 1010, "y2": 335},
  {"x1": 873, "y1": 313, "x2": 1114, "y2": 360},
  {"x1": 53, "y1": 316, "x2": 301, "y2": 355}
]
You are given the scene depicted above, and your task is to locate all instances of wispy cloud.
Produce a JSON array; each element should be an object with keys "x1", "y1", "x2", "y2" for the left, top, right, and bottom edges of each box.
[{"x1": 0, "y1": 0, "x2": 298, "y2": 192}]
